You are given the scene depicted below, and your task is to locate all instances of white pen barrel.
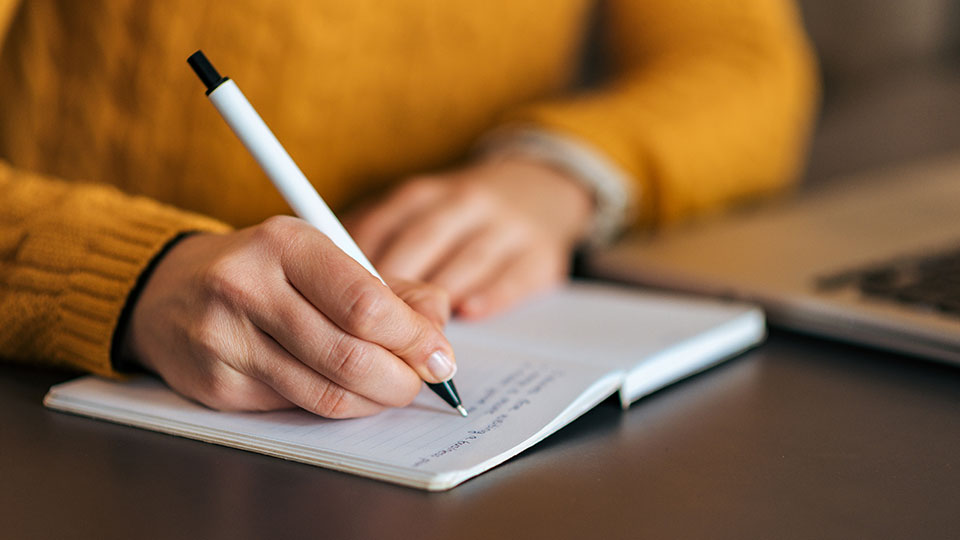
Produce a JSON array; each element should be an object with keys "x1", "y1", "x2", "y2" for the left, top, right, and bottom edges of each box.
[{"x1": 207, "y1": 79, "x2": 383, "y2": 282}]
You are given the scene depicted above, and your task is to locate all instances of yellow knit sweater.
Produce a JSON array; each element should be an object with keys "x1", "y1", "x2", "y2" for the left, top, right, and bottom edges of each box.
[{"x1": 0, "y1": 0, "x2": 817, "y2": 376}]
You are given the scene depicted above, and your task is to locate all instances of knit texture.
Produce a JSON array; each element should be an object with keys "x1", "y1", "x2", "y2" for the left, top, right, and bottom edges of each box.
[
  {"x1": 0, "y1": 0, "x2": 817, "y2": 376},
  {"x1": 0, "y1": 163, "x2": 230, "y2": 375}
]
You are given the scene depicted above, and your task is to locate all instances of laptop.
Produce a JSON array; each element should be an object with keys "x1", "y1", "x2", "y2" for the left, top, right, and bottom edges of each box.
[{"x1": 586, "y1": 153, "x2": 960, "y2": 365}]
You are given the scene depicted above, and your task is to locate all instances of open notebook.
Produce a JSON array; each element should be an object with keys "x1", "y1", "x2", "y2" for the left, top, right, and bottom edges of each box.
[{"x1": 45, "y1": 281, "x2": 764, "y2": 491}]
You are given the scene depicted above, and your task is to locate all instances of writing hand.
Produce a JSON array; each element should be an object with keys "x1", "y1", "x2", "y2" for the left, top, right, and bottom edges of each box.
[
  {"x1": 120, "y1": 216, "x2": 456, "y2": 418},
  {"x1": 346, "y1": 158, "x2": 594, "y2": 319}
]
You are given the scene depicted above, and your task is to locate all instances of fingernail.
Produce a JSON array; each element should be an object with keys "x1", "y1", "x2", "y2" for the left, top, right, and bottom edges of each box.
[{"x1": 427, "y1": 351, "x2": 456, "y2": 381}]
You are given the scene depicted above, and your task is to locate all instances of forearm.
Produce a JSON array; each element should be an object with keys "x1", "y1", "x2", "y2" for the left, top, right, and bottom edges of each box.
[{"x1": 498, "y1": 0, "x2": 819, "y2": 227}]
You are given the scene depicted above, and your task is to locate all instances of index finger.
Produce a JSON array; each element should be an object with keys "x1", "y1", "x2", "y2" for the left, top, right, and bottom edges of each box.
[{"x1": 278, "y1": 220, "x2": 457, "y2": 384}]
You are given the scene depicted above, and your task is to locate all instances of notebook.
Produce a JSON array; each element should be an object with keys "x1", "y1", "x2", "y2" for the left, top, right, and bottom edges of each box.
[{"x1": 44, "y1": 281, "x2": 764, "y2": 491}]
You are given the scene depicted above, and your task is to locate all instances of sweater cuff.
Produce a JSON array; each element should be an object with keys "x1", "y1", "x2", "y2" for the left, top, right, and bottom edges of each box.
[
  {"x1": 476, "y1": 128, "x2": 638, "y2": 246},
  {"x1": 56, "y1": 196, "x2": 230, "y2": 378}
]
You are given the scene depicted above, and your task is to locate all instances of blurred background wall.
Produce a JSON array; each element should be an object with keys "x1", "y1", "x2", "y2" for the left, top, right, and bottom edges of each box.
[
  {"x1": 796, "y1": 0, "x2": 960, "y2": 184},
  {"x1": 801, "y1": 0, "x2": 959, "y2": 82}
]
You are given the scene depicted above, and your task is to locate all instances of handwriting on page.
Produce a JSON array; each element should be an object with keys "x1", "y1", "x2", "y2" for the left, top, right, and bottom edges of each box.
[
  {"x1": 408, "y1": 363, "x2": 563, "y2": 467},
  {"x1": 266, "y1": 359, "x2": 568, "y2": 470}
]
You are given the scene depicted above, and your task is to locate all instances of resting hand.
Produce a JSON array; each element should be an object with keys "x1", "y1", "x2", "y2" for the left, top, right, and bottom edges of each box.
[
  {"x1": 120, "y1": 216, "x2": 455, "y2": 418},
  {"x1": 346, "y1": 158, "x2": 595, "y2": 319}
]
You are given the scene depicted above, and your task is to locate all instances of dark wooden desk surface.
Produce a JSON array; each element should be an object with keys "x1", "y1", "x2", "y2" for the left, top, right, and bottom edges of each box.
[{"x1": 2, "y1": 330, "x2": 959, "y2": 540}]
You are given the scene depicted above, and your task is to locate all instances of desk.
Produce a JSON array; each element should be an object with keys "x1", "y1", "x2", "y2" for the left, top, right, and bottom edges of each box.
[{"x1": 2, "y1": 330, "x2": 958, "y2": 539}]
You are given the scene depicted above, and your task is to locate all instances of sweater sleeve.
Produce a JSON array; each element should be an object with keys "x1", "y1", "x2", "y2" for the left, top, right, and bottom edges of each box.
[
  {"x1": 0, "y1": 0, "x2": 230, "y2": 377},
  {"x1": 0, "y1": 161, "x2": 231, "y2": 377},
  {"x1": 499, "y1": 0, "x2": 819, "y2": 227}
]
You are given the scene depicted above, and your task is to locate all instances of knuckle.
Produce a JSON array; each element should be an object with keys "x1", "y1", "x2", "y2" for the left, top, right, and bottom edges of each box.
[
  {"x1": 197, "y1": 368, "x2": 245, "y2": 411},
  {"x1": 189, "y1": 313, "x2": 231, "y2": 361},
  {"x1": 255, "y1": 215, "x2": 305, "y2": 255},
  {"x1": 201, "y1": 255, "x2": 273, "y2": 312},
  {"x1": 273, "y1": 305, "x2": 306, "y2": 343},
  {"x1": 259, "y1": 215, "x2": 300, "y2": 240},
  {"x1": 234, "y1": 346, "x2": 270, "y2": 382},
  {"x1": 201, "y1": 257, "x2": 248, "y2": 304},
  {"x1": 310, "y1": 383, "x2": 351, "y2": 418},
  {"x1": 330, "y1": 335, "x2": 376, "y2": 384},
  {"x1": 341, "y1": 282, "x2": 390, "y2": 335}
]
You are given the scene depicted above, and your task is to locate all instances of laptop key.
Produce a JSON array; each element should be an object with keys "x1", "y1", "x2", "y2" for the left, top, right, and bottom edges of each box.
[{"x1": 818, "y1": 245, "x2": 960, "y2": 319}]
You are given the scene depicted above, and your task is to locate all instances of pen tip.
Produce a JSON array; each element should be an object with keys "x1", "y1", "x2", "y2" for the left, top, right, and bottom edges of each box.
[{"x1": 456, "y1": 405, "x2": 468, "y2": 417}]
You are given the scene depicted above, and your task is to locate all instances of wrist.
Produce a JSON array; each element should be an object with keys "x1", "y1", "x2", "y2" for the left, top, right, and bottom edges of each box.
[
  {"x1": 472, "y1": 156, "x2": 595, "y2": 247},
  {"x1": 477, "y1": 128, "x2": 637, "y2": 246},
  {"x1": 110, "y1": 231, "x2": 200, "y2": 373}
]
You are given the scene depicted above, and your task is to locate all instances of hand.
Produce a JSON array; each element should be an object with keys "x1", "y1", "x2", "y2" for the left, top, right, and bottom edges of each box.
[
  {"x1": 346, "y1": 158, "x2": 595, "y2": 319},
  {"x1": 120, "y1": 216, "x2": 456, "y2": 418}
]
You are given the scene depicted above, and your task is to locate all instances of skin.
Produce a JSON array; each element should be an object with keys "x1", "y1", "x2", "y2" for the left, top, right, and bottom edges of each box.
[
  {"x1": 346, "y1": 157, "x2": 595, "y2": 319},
  {"x1": 124, "y1": 157, "x2": 593, "y2": 418},
  {"x1": 122, "y1": 215, "x2": 456, "y2": 419}
]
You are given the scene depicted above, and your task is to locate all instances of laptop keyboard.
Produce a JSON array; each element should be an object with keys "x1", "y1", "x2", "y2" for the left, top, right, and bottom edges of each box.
[{"x1": 817, "y1": 246, "x2": 960, "y2": 317}]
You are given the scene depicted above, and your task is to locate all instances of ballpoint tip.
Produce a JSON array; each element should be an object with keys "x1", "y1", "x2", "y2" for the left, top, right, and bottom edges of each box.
[{"x1": 456, "y1": 405, "x2": 468, "y2": 417}]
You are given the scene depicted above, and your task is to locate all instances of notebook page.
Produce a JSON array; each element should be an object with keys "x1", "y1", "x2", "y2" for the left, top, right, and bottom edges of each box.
[
  {"x1": 45, "y1": 339, "x2": 620, "y2": 490},
  {"x1": 446, "y1": 281, "x2": 759, "y2": 371}
]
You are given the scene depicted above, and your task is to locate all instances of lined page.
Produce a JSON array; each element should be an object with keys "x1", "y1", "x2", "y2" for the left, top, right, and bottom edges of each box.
[{"x1": 45, "y1": 339, "x2": 619, "y2": 488}]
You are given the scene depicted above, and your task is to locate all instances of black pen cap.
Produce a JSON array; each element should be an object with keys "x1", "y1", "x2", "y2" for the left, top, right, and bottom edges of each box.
[{"x1": 187, "y1": 50, "x2": 229, "y2": 95}]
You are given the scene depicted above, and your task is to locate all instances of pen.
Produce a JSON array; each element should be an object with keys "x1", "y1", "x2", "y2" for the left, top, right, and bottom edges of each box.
[{"x1": 187, "y1": 50, "x2": 467, "y2": 418}]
